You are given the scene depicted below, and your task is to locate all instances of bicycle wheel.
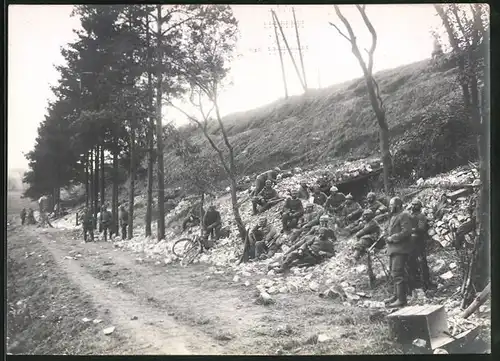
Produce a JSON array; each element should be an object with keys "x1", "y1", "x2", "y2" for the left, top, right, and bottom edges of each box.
[
  {"x1": 172, "y1": 238, "x2": 195, "y2": 258},
  {"x1": 181, "y1": 240, "x2": 202, "y2": 267}
]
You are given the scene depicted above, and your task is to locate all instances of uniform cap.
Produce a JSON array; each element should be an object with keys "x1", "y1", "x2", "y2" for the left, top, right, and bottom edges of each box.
[
  {"x1": 330, "y1": 186, "x2": 338, "y2": 192},
  {"x1": 346, "y1": 194, "x2": 354, "y2": 200},
  {"x1": 363, "y1": 209, "x2": 374, "y2": 216},
  {"x1": 367, "y1": 192, "x2": 376, "y2": 198},
  {"x1": 320, "y1": 215, "x2": 330, "y2": 222}
]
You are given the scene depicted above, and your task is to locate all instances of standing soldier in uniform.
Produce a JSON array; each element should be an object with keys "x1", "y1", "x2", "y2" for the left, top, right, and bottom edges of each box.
[
  {"x1": 100, "y1": 204, "x2": 113, "y2": 241},
  {"x1": 82, "y1": 207, "x2": 95, "y2": 243},
  {"x1": 119, "y1": 205, "x2": 129, "y2": 240},
  {"x1": 251, "y1": 167, "x2": 281, "y2": 197},
  {"x1": 26, "y1": 208, "x2": 36, "y2": 225},
  {"x1": 203, "y1": 205, "x2": 222, "y2": 242},
  {"x1": 382, "y1": 197, "x2": 414, "y2": 307},
  {"x1": 281, "y1": 190, "x2": 304, "y2": 233},
  {"x1": 20, "y1": 208, "x2": 27, "y2": 225},
  {"x1": 410, "y1": 199, "x2": 436, "y2": 291},
  {"x1": 324, "y1": 186, "x2": 346, "y2": 216}
]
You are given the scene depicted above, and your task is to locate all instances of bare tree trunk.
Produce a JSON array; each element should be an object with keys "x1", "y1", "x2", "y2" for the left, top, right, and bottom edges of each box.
[
  {"x1": 199, "y1": 192, "x2": 205, "y2": 229},
  {"x1": 145, "y1": 12, "x2": 154, "y2": 237},
  {"x1": 128, "y1": 125, "x2": 135, "y2": 240},
  {"x1": 155, "y1": 4, "x2": 166, "y2": 241},
  {"x1": 100, "y1": 142, "x2": 105, "y2": 208},
  {"x1": 112, "y1": 143, "x2": 119, "y2": 236},
  {"x1": 85, "y1": 153, "x2": 89, "y2": 208},
  {"x1": 213, "y1": 101, "x2": 246, "y2": 240}
]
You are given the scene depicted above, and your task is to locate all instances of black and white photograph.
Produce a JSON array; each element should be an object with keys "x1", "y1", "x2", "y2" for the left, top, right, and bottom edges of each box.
[{"x1": 6, "y1": 3, "x2": 491, "y2": 355}]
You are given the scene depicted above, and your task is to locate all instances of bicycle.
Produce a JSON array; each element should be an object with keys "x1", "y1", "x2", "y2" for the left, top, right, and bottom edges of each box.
[{"x1": 172, "y1": 233, "x2": 206, "y2": 266}]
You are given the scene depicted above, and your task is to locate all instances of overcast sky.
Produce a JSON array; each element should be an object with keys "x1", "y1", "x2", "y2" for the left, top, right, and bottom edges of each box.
[{"x1": 8, "y1": 4, "x2": 443, "y2": 170}]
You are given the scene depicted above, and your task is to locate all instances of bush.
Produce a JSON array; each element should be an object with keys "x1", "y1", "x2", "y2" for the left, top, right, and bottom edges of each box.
[{"x1": 392, "y1": 103, "x2": 477, "y2": 181}]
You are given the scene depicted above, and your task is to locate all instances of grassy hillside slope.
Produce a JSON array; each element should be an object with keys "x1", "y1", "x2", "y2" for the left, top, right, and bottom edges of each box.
[{"x1": 162, "y1": 59, "x2": 470, "y2": 185}]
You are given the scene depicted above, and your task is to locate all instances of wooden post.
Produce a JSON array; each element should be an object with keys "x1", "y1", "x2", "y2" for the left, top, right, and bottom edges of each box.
[
  {"x1": 271, "y1": 10, "x2": 306, "y2": 92},
  {"x1": 462, "y1": 282, "x2": 490, "y2": 319},
  {"x1": 292, "y1": 7, "x2": 307, "y2": 90},
  {"x1": 271, "y1": 10, "x2": 288, "y2": 99}
]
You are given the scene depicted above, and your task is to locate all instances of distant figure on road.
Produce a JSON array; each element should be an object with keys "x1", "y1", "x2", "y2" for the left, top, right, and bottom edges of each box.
[
  {"x1": 100, "y1": 204, "x2": 113, "y2": 241},
  {"x1": 119, "y1": 205, "x2": 129, "y2": 240},
  {"x1": 203, "y1": 205, "x2": 222, "y2": 243},
  {"x1": 38, "y1": 195, "x2": 53, "y2": 228},
  {"x1": 82, "y1": 207, "x2": 95, "y2": 243},
  {"x1": 20, "y1": 208, "x2": 26, "y2": 225}
]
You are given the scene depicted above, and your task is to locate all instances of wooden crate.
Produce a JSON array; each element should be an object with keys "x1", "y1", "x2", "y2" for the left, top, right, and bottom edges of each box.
[{"x1": 387, "y1": 305, "x2": 449, "y2": 349}]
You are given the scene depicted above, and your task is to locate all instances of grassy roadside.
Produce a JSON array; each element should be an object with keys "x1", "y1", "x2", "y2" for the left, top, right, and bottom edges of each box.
[{"x1": 6, "y1": 224, "x2": 123, "y2": 355}]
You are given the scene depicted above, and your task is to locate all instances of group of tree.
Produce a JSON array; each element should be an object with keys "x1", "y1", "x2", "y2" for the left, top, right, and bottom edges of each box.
[
  {"x1": 23, "y1": 4, "x2": 242, "y2": 240},
  {"x1": 23, "y1": 4, "x2": 489, "y2": 300}
]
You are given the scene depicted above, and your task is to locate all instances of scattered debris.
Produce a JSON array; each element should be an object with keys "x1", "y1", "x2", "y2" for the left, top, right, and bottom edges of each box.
[
  {"x1": 82, "y1": 317, "x2": 92, "y2": 323},
  {"x1": 255, "y1": 291, "x2": 275, "y2": 306},
  {"x1": 433, "y1": 348, "x2": 448, "y2": 354},
  {"x1": 317, "y1": 334, "x2": 331, "y2": 343},
  {"x1": 103, "y1": 326, "x2": 115, "y2": 335},
  {"x1": 131, "y1": 316, "x2": 138, "y2": 320},
  {"x1": 440, "y1": 271, "x2": 454, "y2": 280},
  {"x1": 412, "y1": 338, "x2": 427, "y2": 348},
  {"x1": 93, "y1": 319, "x2": 102, "y2": 324}
]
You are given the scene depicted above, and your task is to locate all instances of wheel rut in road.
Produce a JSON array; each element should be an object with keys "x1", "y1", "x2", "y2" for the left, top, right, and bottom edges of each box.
[{"x1": 34, "y1": 228, "x2": 222, "y2": 355}]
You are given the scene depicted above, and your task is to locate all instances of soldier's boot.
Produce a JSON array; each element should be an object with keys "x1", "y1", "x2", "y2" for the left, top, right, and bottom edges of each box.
[
  {"x1": 388, "y1": 284, "x2": 407, "y2": 308},
  {"x1": 383, "y1": 285, "x2": 398, "y2": 304}
]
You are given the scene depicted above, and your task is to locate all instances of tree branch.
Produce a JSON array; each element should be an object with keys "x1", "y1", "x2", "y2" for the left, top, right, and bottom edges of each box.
[
  {"x1": 356, "y1": 5, "x2": 377, "y2": 74},
  {"x1": 168, "y1": 101, "x2": 230, "y2": 174},
  {"x1": 328, "y1": 22, "x2": 352, "y2": 42}
]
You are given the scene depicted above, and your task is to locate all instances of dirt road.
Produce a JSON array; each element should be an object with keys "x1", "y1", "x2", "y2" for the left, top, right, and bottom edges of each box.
[{"x1": 7, "y1": 192, "x2": 400, "y2": 355}]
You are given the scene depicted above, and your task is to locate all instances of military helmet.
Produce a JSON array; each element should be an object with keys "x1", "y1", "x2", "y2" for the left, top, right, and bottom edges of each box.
[
  {"x1": 265, "y1": 179, "x2": 272, "y2": 185},
  {"x1": 276, "y1": 174, "x2": 283, "y2": 181},
  {"x1": 306, "y1": 203, "x2": 314, "y2": 209},
  {"x1": 330, "y1": 186, "x2": 338, "y2": 193},
  {"x1": 367, "y1": 192, "x2": 376, "y2": 199},
  {"x1": 390, "y1": 196, "x2": 403, "y2": 207},
  {"x1": 320, "y1": 215, "x2": 330, "y2": 222},
  {"x1": 274, "y1": 167, "x2": 281, "y2": 172},
  {"x1": 411, "y1": 199, "x2": 422, "y2": 207},
  {"x1": 346, "y1": 194, "x2": 354, "y2": 200}
]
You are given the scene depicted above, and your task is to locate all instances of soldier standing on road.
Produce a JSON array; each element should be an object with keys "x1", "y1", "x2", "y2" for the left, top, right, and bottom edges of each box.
[
  {"x1": 20, "y1": 208, "x2": 27, "y2": 225},
  {"x1": 100, "y1": 204, "x2": 113, "y2": 241},
  {"x1": 409, "y1": 199, "x2": 436, "y2": 291},
  {"x1": 26, "y1": 208, "x2": 36, "y2": 225},
  {"x1": 82, "y1": 207, "x2": 95, "y2": 243},
  {"x1": 119, "y1": 205, "x2": 129, "y2": 240},
  {"x1": 203, "y1": 205, "x2": 222, "y2": 242},
  {"x1": 382, "y1": 197, "x2": 414, "y2": 308}
]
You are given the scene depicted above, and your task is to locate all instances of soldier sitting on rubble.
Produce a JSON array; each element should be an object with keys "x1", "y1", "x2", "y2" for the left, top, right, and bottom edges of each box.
[
  {"x1": 324, "y1": 186, "x2": 346, "y2": 216},
  {"x1": 203, "y1": 205, "x2": 222, "y2": 242},
  {"x1": 365, "y1": 192, "x2": 388, "y2": 219},
  {"x1": 281, "y1": 189, "x2": 304, "y2": 233},
  {"x1": 316, "y1": 173, "x2": 332, "y2": 196},
  {"x1": 252, "y1": 180, "x2": 280, "y2": 215},
  {"x1": 182, "y1": 202, "x2": 205, "y2": 232},
  {"x1": 307, "y1": 215, "x2": 336, "y2": 242},
  {"x1": 312, "y1": 186, "x2": 328, "y2": 206},
  {"x1": 352, "y1": 209, "x2": 383, "y2": 260},
  {"x1": 275, "y1": 227, "x2": 335, "y2": 273},
  {"x1": 298, "y1": 182, "x2": 310, "y2": 200},
  {"x1": 433, "y1": 193, "x2": 449, "y2": 221},
  {"x1": 249, "y1": 217, "x2": 279, "y2": 260},
  {"x1": 337, "y1": 194, "x2": 363, "y2": 228},
  {"x1": 454, "y1": 187, "x2": 478, "y2": 250},
  {"x1": 288, "y1": 204, "x2": 323, "y2": 245}
]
